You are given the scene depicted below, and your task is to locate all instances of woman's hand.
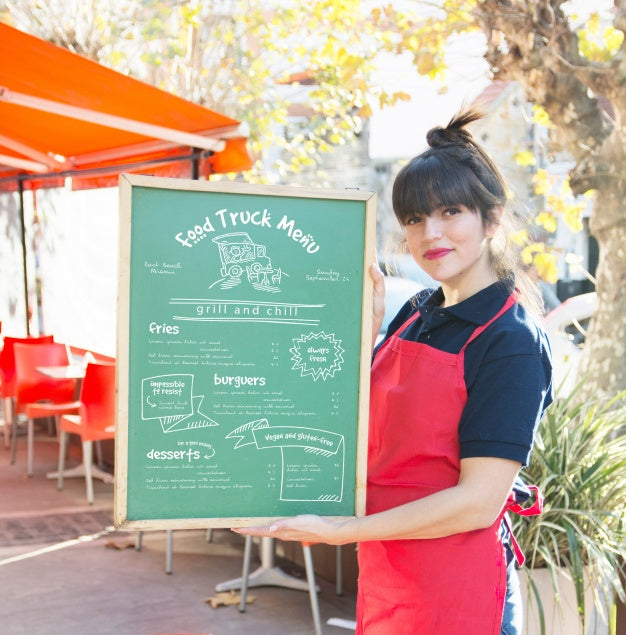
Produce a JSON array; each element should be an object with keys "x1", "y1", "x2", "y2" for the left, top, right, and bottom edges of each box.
[
  {"x1": 232, "y1": 514, "x2": 352, "y2": 545},
  {"x1": 370, "y1": 262, "x2": 385, "y2": 350}
]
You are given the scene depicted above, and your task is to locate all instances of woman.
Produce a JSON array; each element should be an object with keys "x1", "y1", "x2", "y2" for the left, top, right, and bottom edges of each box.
[{"x1": 234, "y1": 109, "x2": 553, "y2": 634}]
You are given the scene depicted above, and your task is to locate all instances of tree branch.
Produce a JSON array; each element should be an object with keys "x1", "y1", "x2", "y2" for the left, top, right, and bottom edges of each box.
[{"x1": 475, "y1": 0, "x2": 611, "y2": 165}]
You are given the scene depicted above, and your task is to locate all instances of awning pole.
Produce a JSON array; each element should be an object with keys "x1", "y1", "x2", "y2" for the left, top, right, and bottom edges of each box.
[
  {"x1": 191, "y1": 147, "x2": 200, "y2": 180},
  {"x1": 17, "y1": 179, "x2": 30, "y2": 335}
]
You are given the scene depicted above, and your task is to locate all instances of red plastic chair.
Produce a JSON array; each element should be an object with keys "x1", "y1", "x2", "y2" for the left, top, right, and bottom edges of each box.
[
  {"x1": 12, "y1": 342, "x2": 76, "y2": 474},
  {"x1": 0, "y1": 335, "x2": 54, "y2": 448},
  {"x1": 58, "y1": 361, "x2": 116, "y2": 504}
]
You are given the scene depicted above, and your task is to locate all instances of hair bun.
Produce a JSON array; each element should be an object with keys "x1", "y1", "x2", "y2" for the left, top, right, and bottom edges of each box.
[
  {"x1": 426, "y1": 126, "x2": 461, "y2": 148},
  {"x1": 426, "y1": 108, "x2": 483, "y2": 148}
]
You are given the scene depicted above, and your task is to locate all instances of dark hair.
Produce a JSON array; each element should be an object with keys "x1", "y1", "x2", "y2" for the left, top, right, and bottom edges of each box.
[
  {"x1": 392, "y1": 108, "x2": 506, "y2": 229},
  {"x1": 392, "y1": 108, "x2": 543, "y2": 316}
]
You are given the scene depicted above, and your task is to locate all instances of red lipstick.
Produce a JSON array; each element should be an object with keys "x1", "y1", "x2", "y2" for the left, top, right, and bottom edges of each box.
[{"x1": 424, "y1": 248, "x2": 452, "y2": 260}]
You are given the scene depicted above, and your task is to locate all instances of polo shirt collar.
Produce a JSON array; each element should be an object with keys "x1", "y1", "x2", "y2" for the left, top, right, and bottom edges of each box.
[{"x1": 419, "y1": 276, "x2": 515, "y2": 326}]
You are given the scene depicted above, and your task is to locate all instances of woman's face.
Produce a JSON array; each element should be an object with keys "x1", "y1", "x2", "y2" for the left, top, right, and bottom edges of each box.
[{"x1": 403, "y1": 203, "x2": 500, "y2": 300}]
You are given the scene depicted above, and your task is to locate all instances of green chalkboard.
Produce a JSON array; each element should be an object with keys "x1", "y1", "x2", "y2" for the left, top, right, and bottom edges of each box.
[{"x1": 115, "y1": 175, "x2": 376, "y2": 530}]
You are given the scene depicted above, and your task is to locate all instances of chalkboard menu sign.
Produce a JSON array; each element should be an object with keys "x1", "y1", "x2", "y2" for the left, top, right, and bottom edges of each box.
[{"x1": 114, "y1": 175, "x2": 376, "y2": 529}]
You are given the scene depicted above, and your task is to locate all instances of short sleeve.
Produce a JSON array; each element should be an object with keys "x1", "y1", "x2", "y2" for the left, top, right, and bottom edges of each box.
[{"x1": 459, "y1": 352, "x2": 552, "y2": 465}]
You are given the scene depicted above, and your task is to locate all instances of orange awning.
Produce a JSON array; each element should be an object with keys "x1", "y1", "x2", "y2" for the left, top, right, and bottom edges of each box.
[{"x1": 0, "y1": 23, "x2": 252, "y2": 191}]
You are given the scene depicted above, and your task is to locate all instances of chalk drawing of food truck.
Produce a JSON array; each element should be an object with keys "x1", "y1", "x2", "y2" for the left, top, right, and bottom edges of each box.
[{"x1": 210, "y1": 232, "x2": 287, "y2": 292}]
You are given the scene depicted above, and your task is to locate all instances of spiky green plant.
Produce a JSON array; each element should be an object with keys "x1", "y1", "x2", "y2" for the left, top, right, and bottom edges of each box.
[{"x1": 512, "y1": 388, "x2": 626, "y2": 634}]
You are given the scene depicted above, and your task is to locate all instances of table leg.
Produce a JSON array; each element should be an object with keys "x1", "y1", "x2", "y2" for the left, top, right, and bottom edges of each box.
[
  {"x1": 215, "y1": 536, "x2": 311, "y2": 592},
  {"x1": 46, "y1": 463, "x2": 114, "y2": 484}
]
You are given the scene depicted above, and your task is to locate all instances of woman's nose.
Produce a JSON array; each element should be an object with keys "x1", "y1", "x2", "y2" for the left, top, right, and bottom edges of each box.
[{"x1": 422, "y1": 217, "x2": 442, "y2": 240}]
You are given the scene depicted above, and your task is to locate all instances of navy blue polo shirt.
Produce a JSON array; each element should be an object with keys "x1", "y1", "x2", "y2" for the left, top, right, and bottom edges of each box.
[{"x1": 375, "y1": 277, "x2": 553, "y2": 466}]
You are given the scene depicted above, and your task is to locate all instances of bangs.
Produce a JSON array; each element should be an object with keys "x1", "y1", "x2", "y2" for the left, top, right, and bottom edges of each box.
[{"x1": 392, "y1": 153, "x2": 492, "y2": 224}]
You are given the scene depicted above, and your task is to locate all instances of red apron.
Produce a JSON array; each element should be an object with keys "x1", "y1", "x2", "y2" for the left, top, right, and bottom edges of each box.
[{"x1": 357, "y1": 293, "x2": 523, "y2": 634}]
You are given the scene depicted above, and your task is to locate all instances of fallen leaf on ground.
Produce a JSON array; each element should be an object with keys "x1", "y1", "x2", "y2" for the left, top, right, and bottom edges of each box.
[
  {"x1": 205, "y1": 590, "x2": 256, "y2": 609},
  {"x1": 105, "y1": 539, "x2": 135, "y2": 550}
]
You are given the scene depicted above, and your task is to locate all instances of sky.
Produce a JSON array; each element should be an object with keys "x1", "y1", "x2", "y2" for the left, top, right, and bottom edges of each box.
[
  {"x1": 367, "y1": 0, "x2": 615, "y2": 161},
  {"x1": 368, "y1": 30, "x2": 490, "y2": 160}
]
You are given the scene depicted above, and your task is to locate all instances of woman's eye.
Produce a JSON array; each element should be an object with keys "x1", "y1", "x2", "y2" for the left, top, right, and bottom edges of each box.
[
  {"x1": 442, "y1": 207, "x2": 461, "y2": 217},
  {"x1": 406, "y1": 215, "x2": 423, "y2": 225}
]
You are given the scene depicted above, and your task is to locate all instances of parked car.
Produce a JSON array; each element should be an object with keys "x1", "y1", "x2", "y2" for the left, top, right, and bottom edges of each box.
[
  {"x1": 377, "y1": 275, "x2": 427, "y2": 345},
  {"x1": 543, "y1": 292, "x2": 597, "y2": 395}
]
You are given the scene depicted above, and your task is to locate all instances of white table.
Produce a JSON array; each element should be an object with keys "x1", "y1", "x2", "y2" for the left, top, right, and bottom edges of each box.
[
  {"x1": 215, "y1": 537, "x2": 311, "y2": 592},
  {"x1": 36, "y1": 364, "x2": 86, "y2": 380}
]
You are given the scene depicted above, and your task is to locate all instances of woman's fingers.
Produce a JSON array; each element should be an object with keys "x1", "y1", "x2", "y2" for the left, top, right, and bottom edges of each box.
[
  {"x1": 231, "y1": 525, "x2": 276, "y2": 537},
  {"x1": 370, "y1": 262, "x2": 386, "y2": 347},
  {"x1": 232, "y1": 515, "x2": 345, "y2": 544},
  {"x1": 232, "y1": 517, "x2": 311, "y2": 541}
]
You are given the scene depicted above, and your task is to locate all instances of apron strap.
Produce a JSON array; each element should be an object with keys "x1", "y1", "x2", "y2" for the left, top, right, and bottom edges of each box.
[
  {"x1": 508, "y1": 485, "x2": 543, "y2": 516},
  {"x1": 375, "y1": 308, "x2": 422, "y2": 357},
  {"x1": 394, "y1": 308, "x2": 422, "y2": 334},
  {"x1": 504, "y1": 485, "x2": 543, "y2": 566},
  {"x1": 380, "y1": 288, "x2": 518, "y2": 356},
  {"x1": 503, "y1": 514, "x2": 526, "y2": 567},
  {"x1": 461, "y1": 291, "x2": 518, "y2": 353}
]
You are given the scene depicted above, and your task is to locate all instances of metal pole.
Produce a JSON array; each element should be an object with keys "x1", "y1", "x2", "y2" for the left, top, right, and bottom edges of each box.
[
  {"x1": 191, "y1": 148, "x2": 200, "y2": 180},
  {"x1": 302, "y1": 544, "x2": 323, "y2": 635},
  {"x1": 17, "y1": 178, "x2": 29, "y2": 335}
]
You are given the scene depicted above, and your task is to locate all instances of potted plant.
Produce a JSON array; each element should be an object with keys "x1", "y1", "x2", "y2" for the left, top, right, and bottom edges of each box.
[{"x1": 512, "y1": 388, "x2": 626, "y2": 634}]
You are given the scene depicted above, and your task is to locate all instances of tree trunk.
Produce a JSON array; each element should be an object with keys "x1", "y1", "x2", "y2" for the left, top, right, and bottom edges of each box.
[
  {"x1": 473, "y1": 0, "x2": 626, "y2": 403},
  {"x1": 577, "y1": 188, "x2": 626, "y2": 403}
]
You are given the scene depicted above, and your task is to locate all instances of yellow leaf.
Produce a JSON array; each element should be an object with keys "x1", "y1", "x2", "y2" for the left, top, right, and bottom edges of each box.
[
  {"x1": 588, "y1": 12, "x2": 600, "y2": 34},
  {"x1": 521, "y1": 244, "x2": 539, "y2": 266},
  {"x1": 510, "y1": 229, "x2": 529, "y2": 246},
  {"x1": 532, "y1": 168, "x2": 549, "y2": 195},
  {"x1": 407, "y1": 34, "x2": 421, "y2": 51},
  {"x1": 514, "y1": 150, "x2": 536, "y2": 167},
  {"x1": 109, "y1": 50, "x2": 125, "y2": 66},
  {"x1": 534, "y1": 252, "x2": 559, "y2": 284},
  {"x1": 563, "y1": 203, "x2": 585, "y2": 232},
  {"x1": 531, "y1": 105, "x2": 552, "y2": 128},
  {"x1": 604, "y1": 27, "x2": 624, "y2": 53},
  {"x1": 547, "y1": 195, "x2": 565, "y2": 214},
  {"x1": 559, "y1": 177, "x2": 572, "y2": 198},
  {"x1": 392, "y1": 91, "x2": 411, "y2": 103},
  {"x1": 535, "y1": 211, "x2": 558, "y2": 233}
]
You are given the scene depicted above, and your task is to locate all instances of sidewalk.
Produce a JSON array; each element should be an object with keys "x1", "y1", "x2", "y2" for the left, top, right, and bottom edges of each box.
[{"x1": 0, "y1": 427, "x2": 357, "y2": 635}]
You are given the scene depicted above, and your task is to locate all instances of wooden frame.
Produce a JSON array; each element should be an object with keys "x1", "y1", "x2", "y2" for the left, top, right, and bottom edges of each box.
[{"x1": 115, "y1": 174, "x2": 376, "y2": 530}]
